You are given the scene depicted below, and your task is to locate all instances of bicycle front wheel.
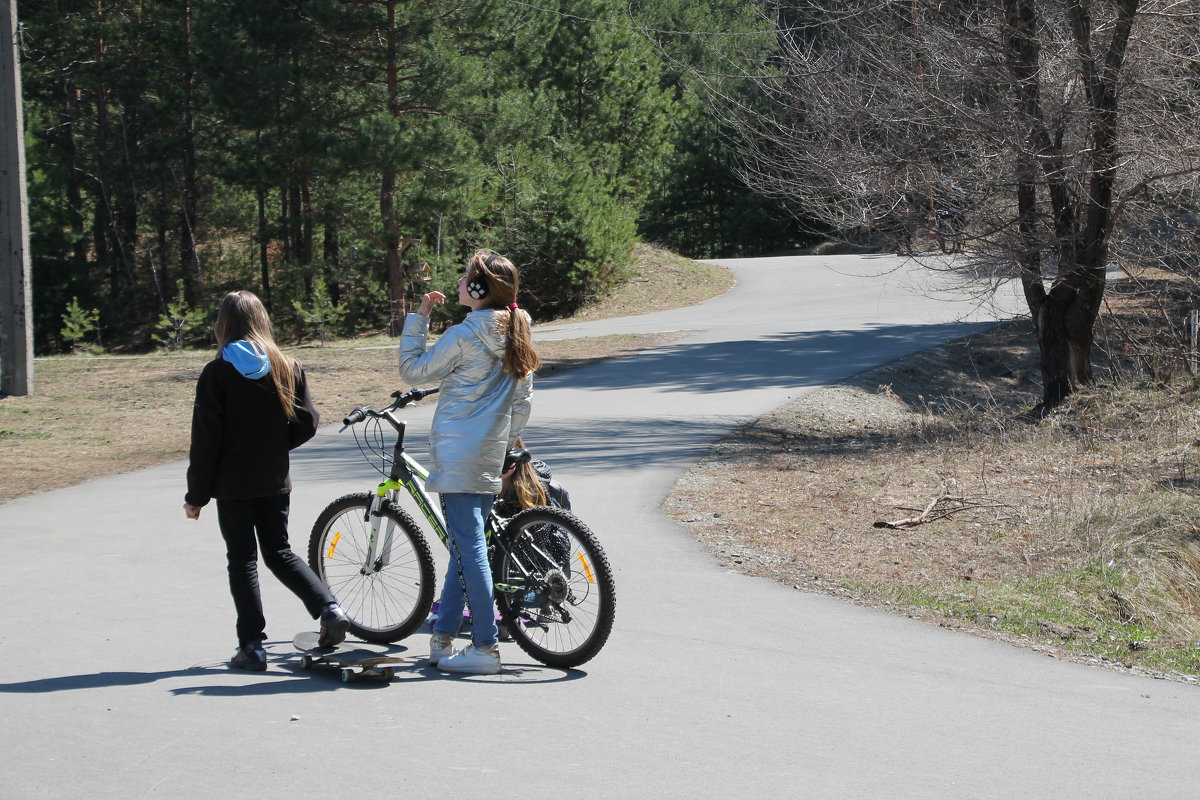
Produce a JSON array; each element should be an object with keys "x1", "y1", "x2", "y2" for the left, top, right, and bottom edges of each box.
[
  {"x1": 308, "y1": 493, "x2": 436, "y2": 643},
  {"x1": 494, "y1": 506, "x2": 615, "y2": 669}
]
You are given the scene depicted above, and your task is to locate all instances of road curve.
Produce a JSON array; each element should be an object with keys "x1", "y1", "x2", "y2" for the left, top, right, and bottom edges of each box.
[{"x1": 1, "y1": 254, "x2": 1196, "y2": 799}]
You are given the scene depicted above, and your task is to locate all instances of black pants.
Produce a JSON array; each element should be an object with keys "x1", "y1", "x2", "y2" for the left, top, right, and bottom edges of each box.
[{"x1": 216, "y1": 494, "x2": 335, "y2": 648}]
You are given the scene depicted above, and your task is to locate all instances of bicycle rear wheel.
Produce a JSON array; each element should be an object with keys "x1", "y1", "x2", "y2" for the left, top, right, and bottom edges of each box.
[
  {"x1": 493, "y1": 506, "x2": 615, "y2": 669},
  {"x1": 309, "y1": 493, "x2": 436, "y2": 643}
]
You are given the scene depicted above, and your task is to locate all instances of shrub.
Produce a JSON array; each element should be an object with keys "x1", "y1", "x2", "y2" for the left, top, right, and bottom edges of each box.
[
  {"x1": 60, "y1": 297, "x2": 101, "y2": 354},
  {"x1": 153, "y1": 281, "x2": 210, "y2": 350}
]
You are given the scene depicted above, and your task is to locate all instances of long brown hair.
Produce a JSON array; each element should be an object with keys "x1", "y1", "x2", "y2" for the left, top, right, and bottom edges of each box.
[
  {"x1": 466, "y1": 249, "x2": 541, "y2": 377},
  {"x1": 502, "y1": 439, "x2": 549, "y2": 509},
  {"x1": 214, "y1": 290, "x2": 299, "y2": 420}
]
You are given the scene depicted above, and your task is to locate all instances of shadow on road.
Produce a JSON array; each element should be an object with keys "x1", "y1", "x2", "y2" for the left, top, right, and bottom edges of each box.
[
  {"x1": 529, "y1": 417, "x2": 717, "y2": 475},
  {"x1": 296, "y1": 415, "x2": 719, "y2": 480},
  {"x1": 0, "y1": 659, "x2": 585, "y2": 697},
  {"x1": 0, "y1": 666, "x2": 244, "y2": 694},
  {"x1": 536, "y1": 322, "x2": 999, "y2": 394},
  {"x1": 295, "y1": 322, "x2": 1001, "y2": 482}
]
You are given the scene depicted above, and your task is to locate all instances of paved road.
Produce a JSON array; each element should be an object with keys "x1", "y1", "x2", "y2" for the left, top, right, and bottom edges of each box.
[{"x1": 3, "y1": 254, "x2": 1197, "y2": 799}]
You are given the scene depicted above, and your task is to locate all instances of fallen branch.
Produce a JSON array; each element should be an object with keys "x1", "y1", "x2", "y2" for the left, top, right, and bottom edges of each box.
[{"x1": 874, "y1": 494, "x2": 1011, "y2": 529}]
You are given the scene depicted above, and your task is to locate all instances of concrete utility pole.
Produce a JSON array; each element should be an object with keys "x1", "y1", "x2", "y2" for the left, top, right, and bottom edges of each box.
[{"x1": 0, "y1": 0, "x2": 32, "y2": 396}]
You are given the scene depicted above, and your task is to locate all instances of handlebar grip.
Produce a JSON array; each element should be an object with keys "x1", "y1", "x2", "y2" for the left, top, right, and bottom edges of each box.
[
  {"x1": 342, "y1": 407, "x2": 367, "y2": 427},
  {"x1": 390, "y1": 387, "x2": 441, "y2": 407}
]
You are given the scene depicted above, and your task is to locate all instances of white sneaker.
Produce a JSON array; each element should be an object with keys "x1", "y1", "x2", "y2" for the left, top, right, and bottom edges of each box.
[
  {"x1": 437, "y1": 644, "x2": 501, "y2": 675},
  {"x1": 430, "y1": 633, "x2": 454, "y2": 663}
]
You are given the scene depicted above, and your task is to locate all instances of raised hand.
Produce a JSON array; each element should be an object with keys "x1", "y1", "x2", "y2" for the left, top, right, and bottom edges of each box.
[{"x1": 419, "y1": 292, "x2": 446, "y2": 316}]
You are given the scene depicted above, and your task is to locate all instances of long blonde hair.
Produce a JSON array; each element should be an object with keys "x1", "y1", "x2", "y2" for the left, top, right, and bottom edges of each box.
[
  {"x1": 214, "y1": 291, "x2": 299, "y2": 420},
  {"x1": 466, "y1": 249, "x2": 541, "y2": 377},
  {"x1": 503, "y1": 439, "x2": 549, "y2": 509}
]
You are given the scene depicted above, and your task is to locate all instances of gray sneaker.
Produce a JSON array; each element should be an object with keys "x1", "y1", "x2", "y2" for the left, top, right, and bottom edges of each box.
[
  {"x1": 437, "y1": 644, "x2": 501, "y2": 675},
  {"x1": 429, "y1": 633, "x2": 454, "y2": 663}
]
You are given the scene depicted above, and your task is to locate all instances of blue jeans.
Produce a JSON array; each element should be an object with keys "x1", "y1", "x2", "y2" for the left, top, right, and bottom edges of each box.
[{"x1": 433, "y1": 493, "x2": 498, "y2": 648}]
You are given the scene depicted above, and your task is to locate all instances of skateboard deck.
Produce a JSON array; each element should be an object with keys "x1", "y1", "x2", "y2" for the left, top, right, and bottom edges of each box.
[{"x1": 293, "y1": 631, "x2": 403, "y2": 683}]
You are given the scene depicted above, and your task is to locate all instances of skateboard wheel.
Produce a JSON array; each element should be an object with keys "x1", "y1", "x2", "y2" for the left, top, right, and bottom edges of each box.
[
  {"x1": 340, "y1": 668, "x2": 355, "y2": 684},
  {"x1": 299, "y1": 655, "x2": 313, "y2": 670},
  {"x1": 380, "y1": 667, "x2": 395, "y2": 683}
]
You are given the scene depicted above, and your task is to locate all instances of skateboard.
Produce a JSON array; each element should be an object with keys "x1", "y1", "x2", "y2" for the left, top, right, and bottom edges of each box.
[{"x1": 292, "y1": 631, "x2": 403, "y2": 684}]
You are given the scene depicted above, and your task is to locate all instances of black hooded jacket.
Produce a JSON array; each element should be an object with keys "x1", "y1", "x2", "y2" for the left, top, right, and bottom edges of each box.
[{"x1": 185, "y1": 355, "x2": 319, "y2": 507}]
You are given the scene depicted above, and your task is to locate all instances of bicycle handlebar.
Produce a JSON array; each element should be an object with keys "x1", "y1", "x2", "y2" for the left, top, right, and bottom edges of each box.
[
  {"x1": 390, "y1": 386, "x2": 439, "y2": 406},
  {"x1": 339, "y1": 387, "x2": 439, "y2": 431}
]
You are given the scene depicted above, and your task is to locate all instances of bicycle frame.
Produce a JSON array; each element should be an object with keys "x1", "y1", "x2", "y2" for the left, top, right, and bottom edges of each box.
[
  {"x1": 355, "y1": 409, "x2": 448, "y2": 576},
  {"x1": 354, "y1": 408, "x2": 528, "y2": 600}
]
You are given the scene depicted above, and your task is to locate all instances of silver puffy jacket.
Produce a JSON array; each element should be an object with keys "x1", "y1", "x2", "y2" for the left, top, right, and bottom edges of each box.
[{"x1": 398, "y1": 310, "x2": 532, "y2": 494}]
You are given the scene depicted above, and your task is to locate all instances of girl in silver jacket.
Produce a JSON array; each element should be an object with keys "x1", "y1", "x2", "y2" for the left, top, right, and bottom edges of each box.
[{"x1": 398, "y1": 249, "x2": 538, "y2": 675}]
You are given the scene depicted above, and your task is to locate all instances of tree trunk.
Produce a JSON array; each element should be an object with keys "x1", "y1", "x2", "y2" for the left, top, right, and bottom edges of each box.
[
  {"x1": 257, "y1": 186, "x2": 271, "y2": 309},
  {"x1": 323, "y1": 210, "x2": 341, "y2": 306},
  {"x1": 280, "y1": 175, "x2": 292, "y2": 264},
  {"x1": 153, "y1": 218, "x2": 170, "y2": 314},
  {"x1": 1030, "y1": 290, "x2": 1095, "y2": 412},
  {"x1": 1004, "y1": 0, "x2": 1135, "y2": 414},
  {"x1": 117, "y1": 172, "x2": 138, "y2": 294},
  {"x1": 382, "y1": 0, "x2": 405, "y2": 335},
  {"x1": 300, "y1": 171, "x2": 313, "y2": 301},
  {"x1": 289, "y1": 174, "x2": 303, "y2": 272},
  {"x1": 383, "y1": 166, "x2": 404, "y2": 335},
  {"x1": 94, "y1": 10, "x2": 117, "y2": 297},
  {"x1": 178, "y1": 0, "x2": 200, "y2": 300},
  {"x1": 47, "y1": 1, "x2": 87, "y2": 267}
]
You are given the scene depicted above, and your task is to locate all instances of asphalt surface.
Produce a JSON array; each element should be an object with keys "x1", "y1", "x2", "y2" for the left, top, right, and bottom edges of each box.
[{"x1": 3, "y1": 254, "x2": 1198, "y2": 799}]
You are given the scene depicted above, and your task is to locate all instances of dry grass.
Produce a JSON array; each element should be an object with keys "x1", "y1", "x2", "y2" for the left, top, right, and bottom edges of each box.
[
  {"x1": 665, "y1": 276, "x2": 1200, "y2": 680},
  {"x1": 0, "y1": 243, "x2": 731, "y2": 503},
  {"x1": 568, "y1": 241, "x2": 735, "y2": 320}
]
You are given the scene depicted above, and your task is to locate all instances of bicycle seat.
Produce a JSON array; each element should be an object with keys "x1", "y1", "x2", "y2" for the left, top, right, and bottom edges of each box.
[{"x1": 503, "y1": 448, "x2": 532, "y2": 471}]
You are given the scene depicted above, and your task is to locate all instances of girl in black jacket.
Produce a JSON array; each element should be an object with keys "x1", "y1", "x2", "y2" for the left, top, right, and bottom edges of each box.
[{"x1": 184, "y1": 291, "x2": 347, "y2": 670}]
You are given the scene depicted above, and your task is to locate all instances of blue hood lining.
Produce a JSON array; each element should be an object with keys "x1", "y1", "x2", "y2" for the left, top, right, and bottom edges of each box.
[{"x1": 222, "y1": 340, "x2": 271, "y2": 379}]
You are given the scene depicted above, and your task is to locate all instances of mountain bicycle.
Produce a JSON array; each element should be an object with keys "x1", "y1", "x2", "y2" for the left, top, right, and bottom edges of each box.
[{"x1": 307, "y1": 387, "x2": 616, "y2": 669}]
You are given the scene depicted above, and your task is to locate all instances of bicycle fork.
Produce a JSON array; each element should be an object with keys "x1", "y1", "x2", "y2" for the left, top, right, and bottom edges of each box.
[{"x1": 354, "y1": 485, "x2": 401, "y2": 575}]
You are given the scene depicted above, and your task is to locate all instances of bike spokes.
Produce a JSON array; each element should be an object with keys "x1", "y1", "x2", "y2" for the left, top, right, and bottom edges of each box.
[{"x1": 494, "y1": 507, "x2": 615, "y2": 669}]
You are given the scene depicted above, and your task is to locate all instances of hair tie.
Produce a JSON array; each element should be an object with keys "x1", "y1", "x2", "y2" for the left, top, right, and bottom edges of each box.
[{"x1": 509, "y1": 303, "x2": 519, "y2": 310}]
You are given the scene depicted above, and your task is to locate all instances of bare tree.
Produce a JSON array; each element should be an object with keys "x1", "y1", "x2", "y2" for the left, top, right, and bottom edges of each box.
[{"x1": 734, "y1": 0, "x2": 1200, "y2": 413}]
